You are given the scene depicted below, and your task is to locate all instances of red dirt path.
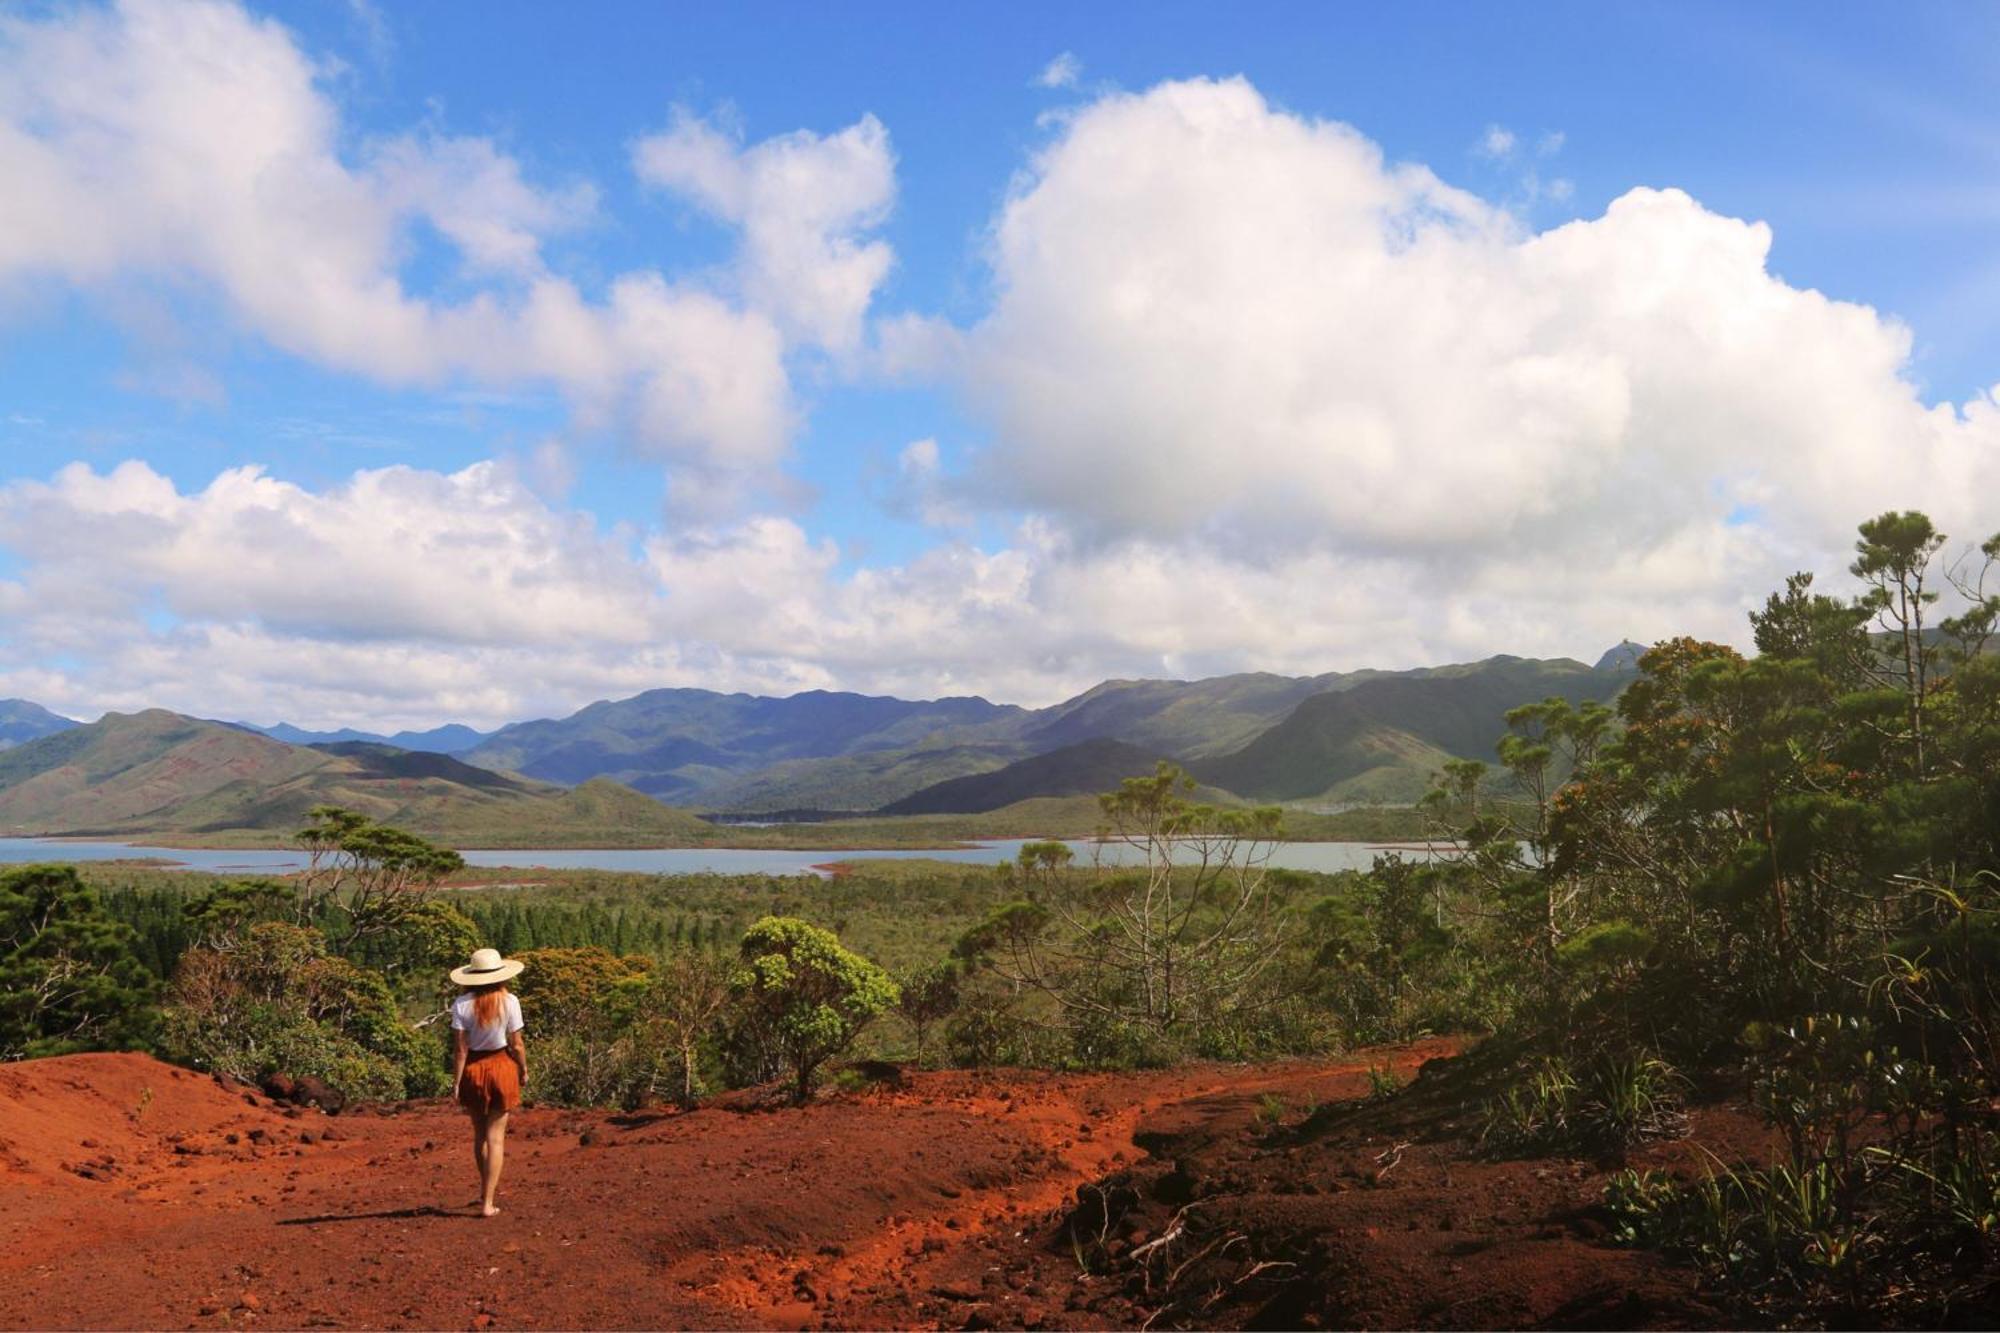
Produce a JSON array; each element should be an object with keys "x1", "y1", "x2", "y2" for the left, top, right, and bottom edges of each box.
[{"x1": 0, "y1": 1042, "x2": 1720, "y2": 1330}]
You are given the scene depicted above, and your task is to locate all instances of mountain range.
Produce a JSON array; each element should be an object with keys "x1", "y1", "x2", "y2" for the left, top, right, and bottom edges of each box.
[
  {"x1": 245, "y1": 722, "x2": 492, "y2": 754},
  {"x1": 0, "y1": 710, "x2": 710, "y2": 846},
  {"x1": 0, "y1": 647, "x2": 1643, "y2": 839},
  {"x1": 457, "y1": 652, "x2": 1637, "y2": 812}
]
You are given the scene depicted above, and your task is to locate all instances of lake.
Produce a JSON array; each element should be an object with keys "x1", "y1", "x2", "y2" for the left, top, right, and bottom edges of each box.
[{"x1": 0, "y1": 837, "x2": 1448, "y2": 878}]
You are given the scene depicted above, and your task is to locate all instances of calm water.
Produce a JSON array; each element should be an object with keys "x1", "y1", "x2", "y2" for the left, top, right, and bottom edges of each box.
[{"x1": 0, "y1": 836, "x2": 1445, "y2": 878}]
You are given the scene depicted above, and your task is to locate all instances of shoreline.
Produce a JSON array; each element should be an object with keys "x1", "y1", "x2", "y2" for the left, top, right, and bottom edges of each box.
[{"x1": 7, "y1": 831, "x2": 1433, "y2": 853}]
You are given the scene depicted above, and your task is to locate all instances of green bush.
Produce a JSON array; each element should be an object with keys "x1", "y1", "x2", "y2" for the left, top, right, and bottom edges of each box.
[
  {"x1": 160, "y1": 921, "x2": 421, "y2": 1098},
  {"x1": 510, "y1": 946, "x2": 659, "y2": 1108},
  {"x1": 733, "y1": 916, "x2": 898, "y2": 1102},
  {"x1": 0, "y1": 864, "x2": 156, "y2": 1060}
]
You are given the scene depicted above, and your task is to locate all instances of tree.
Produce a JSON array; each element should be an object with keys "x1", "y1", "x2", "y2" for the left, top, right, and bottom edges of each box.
[
  {"x1": 365, "y1": 899, "x2": 481, "y2": 984},
  {"x1": 958, "y1": 765, "x2": 1287, "y2": 1052},
  {"x1": 1941, "y1": 530, "x2": 2000, "y2": 663},
  {"x1": 1456, "y1": 695, "x2": 1615, "y2": 973},
  {"x1": 0, "y1": 864, "x2": 155, "y2": 1060},
  {"x1": 295, "y1": 807, "x2": 465, "y2": 947},
  {"x1": 732, "y1": 916, "x2": 898, "y2": 1102},
  {"x1": 894, "y1": 961, "x2": 962, "y2": 1064},
  {"x1": 180, "y1": 878, "x2": 294, "y2": 950},
  {"x1": 638, "y1": 949, "x2": 733, "y2": 1108},
  {"x1": 1752, "y1": 571, "x2": 1869, "y2": 688},
  {"x1": 1850, "y1": 510, "x2": 1946, "y2": 774}
]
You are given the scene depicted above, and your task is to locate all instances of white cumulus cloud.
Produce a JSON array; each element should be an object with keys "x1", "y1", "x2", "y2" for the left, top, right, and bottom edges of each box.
[
  {"x1": 0, "y1": 0, "x2": 899, "y2": 496},
  {"x1": 633, "y1": 109, "x2": 896, "y2": 355},
  {"x1": 952, "y1": 77, "x2": 2000, "y2": 645}
]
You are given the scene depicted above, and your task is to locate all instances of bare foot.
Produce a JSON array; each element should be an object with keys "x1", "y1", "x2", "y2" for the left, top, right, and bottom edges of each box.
[{"x1": 481, "y1": 1203, "x2": 501, "y2": 1217}]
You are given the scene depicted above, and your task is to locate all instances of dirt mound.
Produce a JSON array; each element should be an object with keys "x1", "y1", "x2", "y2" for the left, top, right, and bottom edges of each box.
[
  {"x1": 0, "y1": 1045, "x2": 1734, "y2": 1330},
  {"x1": 0, "y1": 1052, "x2": 285, "y2": 1186}
]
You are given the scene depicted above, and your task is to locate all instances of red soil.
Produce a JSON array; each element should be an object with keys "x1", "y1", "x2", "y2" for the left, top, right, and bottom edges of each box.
[{"x1": 0, "y1": 1042, "x2": 1728, "y2": 1330}]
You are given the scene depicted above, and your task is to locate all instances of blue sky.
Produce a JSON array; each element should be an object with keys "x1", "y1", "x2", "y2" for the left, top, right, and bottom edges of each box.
[{"x1": 1, "y1": 1, "x2": 1997, "y2": 728}]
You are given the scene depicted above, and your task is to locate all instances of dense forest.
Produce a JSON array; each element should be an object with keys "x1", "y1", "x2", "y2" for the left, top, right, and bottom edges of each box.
[{"x1": 3, "y1": 510, "x2": 1995, "y2": 1323}]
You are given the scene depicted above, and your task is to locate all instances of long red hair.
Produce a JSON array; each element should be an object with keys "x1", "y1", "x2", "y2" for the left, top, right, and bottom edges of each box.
[{"x1": 471, "y1": 983, "x2": 508, "y2": 1029}]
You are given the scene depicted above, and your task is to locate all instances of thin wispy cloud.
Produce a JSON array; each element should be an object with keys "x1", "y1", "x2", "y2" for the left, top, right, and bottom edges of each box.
[{"x1": 1035, "y1": 51, "x2": 1082, "y2": 89}]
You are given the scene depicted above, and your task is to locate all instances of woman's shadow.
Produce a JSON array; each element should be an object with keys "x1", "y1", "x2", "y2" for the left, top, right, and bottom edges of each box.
[{"x1": 278, "y1": 1204, "x2": 475, "y2": 1226}]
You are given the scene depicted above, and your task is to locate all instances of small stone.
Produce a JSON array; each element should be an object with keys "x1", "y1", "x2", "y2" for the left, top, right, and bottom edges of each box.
[
  {"x1": 298, "y1": 1131, "x2": 317, "y2": 1145},
  {"x1": 238, "y1": 1292, "x2": 261, "y2": 1311}
]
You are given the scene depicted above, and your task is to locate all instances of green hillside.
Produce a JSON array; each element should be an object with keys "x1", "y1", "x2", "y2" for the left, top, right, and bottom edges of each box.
[
  {"x1": 880, "y1": 737, "x2": 1170, "y2": 814},
  {"x1": 462, "y1": 687, "x2": 1026, "y2": 803},
  {"x1": 0, "y1": 712, "x2": 711, "y2": 846},
  {"x1": 1193, "y1": 655, "x2": 1635, "y2": 802},
  {"x1": 696, "y1": 740, "x2": 1025, "y2": 813},
  {"x1": 0, "y1": 711, "x2": 329, "y2": 831},
  {"x1": 1019, "y1": 673, "x2": 1344, "y2": 759}
]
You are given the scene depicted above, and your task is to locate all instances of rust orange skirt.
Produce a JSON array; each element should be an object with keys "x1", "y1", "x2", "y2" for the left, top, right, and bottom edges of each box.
[{"x1": 458, "y1": 1048, "x2": 521, "y2": 1115}]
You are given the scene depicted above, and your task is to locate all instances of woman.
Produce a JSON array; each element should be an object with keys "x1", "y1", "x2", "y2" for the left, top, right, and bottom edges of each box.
[{"x1": 448, "y1": 947, "x2": 527, "y2": 1217}]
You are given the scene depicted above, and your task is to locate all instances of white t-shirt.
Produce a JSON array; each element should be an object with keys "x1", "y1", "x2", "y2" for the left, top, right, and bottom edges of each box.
[{"x1": 451, "y1": 992, "x2": 524, "y2": 1053}]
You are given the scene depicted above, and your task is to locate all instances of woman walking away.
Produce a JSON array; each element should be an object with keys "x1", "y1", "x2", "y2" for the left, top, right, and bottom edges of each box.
[{"x1": 449, "y1": 948, "x2": 527, "y2": 1217}]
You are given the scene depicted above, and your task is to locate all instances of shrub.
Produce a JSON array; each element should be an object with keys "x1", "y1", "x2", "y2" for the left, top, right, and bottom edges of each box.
[
  {"x1": 944, "y1": 981, "x2": 1033, "y2": 1068},
  {"x1": 511, "y1": 946, "x2": 656, "y2": 1107},
  {"x1": 893, "y1": 960, "x2": 961, "y2": 1065},
  {"x1": 160, "y1": 921, "x2": 418, "y2": 1099},
  {"x1": 733, "y1": 916, "x2": 898, "y2": 1102},
  {"x1": 1481, "y1": 1048, "x2": 1685, "y2": 1156}
]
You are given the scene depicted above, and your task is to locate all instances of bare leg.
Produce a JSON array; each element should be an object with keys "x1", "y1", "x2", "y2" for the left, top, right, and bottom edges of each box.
[
  {"x1": 479, "y1": 1111, "x2": 508, "y2": 1216},
  {"x1": 468, "y1": 1111, "x2": 490, "y2": 1208}
]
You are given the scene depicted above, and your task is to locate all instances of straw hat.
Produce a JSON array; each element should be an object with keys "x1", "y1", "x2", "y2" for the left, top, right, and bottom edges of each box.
[{"x1": 450, "y1": 947, "x2": 524, "y2": 987}]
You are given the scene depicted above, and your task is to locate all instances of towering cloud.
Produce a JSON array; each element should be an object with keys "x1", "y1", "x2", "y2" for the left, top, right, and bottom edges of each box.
[{"x1": 960, "y1": 77, "x2": 1998, "y2": 582}]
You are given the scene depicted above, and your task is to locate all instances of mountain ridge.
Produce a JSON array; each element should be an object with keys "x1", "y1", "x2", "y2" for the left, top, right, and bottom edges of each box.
[
  {"x1": 0, "y1": 711, "x2": 710, "y2": 845},
  {"x1": 0, "y1": 698, "x2": 80, "y2": 751},
  {"x1": 0, "y1": 645, "x2": 1646, "y2": 829},
  {"x1": 879, "y1": 737, "x2": 1172, "y2": 815}
]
